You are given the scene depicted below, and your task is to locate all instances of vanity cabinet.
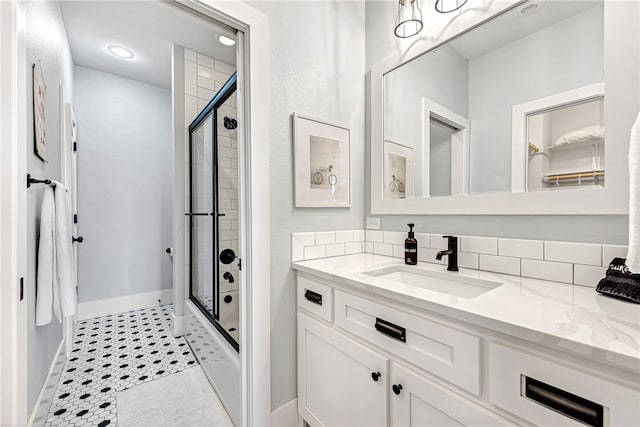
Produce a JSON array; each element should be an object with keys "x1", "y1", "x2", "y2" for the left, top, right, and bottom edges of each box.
[
  {"x1": 297, "y1": 312, "x2": 388, "y2": 427},
  {"x1": 296, "y1": 271, "x2": 640, "y2": 427}
]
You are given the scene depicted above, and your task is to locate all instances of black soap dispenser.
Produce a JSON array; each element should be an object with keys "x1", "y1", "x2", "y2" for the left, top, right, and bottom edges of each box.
[{"x1": 405, "y1": 223, "x2": 417, "y2": 265}]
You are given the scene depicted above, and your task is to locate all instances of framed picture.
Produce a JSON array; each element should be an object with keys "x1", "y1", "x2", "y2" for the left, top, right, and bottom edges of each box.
[
  {"x1": 384, "y1": 140, "x2": 413, "y2": 199},
  {"x1": 293, "y1": 114, "x2": 351, "y2": 207},
  {"x1": 33, "y1": 62, "x2": 48, "y2": 162}
]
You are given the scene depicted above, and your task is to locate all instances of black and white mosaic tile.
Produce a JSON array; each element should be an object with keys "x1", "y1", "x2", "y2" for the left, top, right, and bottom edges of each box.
[{"x1": 45, "y1": 305, "x2": 197, "y2": 426}]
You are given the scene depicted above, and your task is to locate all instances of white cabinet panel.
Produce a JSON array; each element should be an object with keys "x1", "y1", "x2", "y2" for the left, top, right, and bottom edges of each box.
[
  {"x1": 298, "y1": 312, "x2": 388, "y2": 427},
  {"x1": 335, "y1": 289, "x2": 481, "y2": 395},
  {"x1": 391, "y1": 363, "x2": 513, "y2": 427},
  {"x1": 489, "y1": 342, "x2": 640, "y2": 427},
  {"x1": 297, "y1": 274, "x2": 334, "y2": 322}
]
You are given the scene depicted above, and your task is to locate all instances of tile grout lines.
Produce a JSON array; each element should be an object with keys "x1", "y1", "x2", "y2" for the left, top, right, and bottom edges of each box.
[{"x1": 45, "y1": 305, "x2": 197, "y2": 427}]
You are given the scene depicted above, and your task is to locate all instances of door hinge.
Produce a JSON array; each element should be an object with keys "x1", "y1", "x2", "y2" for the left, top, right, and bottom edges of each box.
[
  {"x1": 73, "y1": 214, "x2": 78, "y2": 224},
  {"x1": 73, "y1": 141, "x2": 77, "y2": 152},
  {"x1": 20, "y1": 277, "x2": 24, "y2": 301},
  {"x1": 238, "y1": 258, "x2": 242, "y2": 271}
]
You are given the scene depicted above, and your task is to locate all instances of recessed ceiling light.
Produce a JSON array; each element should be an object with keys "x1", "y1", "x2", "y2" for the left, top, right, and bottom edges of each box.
[
  {"x1": 216, "y1": 34, "x2": 236, "y2": 47},
  {"x1": 520, "y1": 3, "x2": 540, "y2": 15},
  {"x1": 107, "y1": 44, "x2": 135, "y2": 59}
]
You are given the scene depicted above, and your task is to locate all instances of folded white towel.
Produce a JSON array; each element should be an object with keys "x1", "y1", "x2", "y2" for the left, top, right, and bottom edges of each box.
[
  {"x1": 553, "y1": 125, "x2": 604, "y2": 147},
  {"x1": 36, "y1": 186, "x2": 58, "y2": 326},
  {"x1": 53, "y1": 181, "x2": 77, "y2": 317},
  {"x1": 626, "y1": 113, "x2": 640, "y2": 273}
]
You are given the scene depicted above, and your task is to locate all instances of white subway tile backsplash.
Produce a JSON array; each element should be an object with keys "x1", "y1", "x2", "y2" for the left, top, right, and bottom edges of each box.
[
  {"x1": 498, "y1": 238, "x2": 543, "y2": 260},
  {"x1": 373, "y1": 242, "x2": 393, "y2": 257},
  {"x1": 326, "y1": 243, "x2": 346, "y2": 257},
  {"x1": 295, "y1": 232, "x2": 315, "y2": 247},
  {"x1": 393, "y1": 245, "x2": 404, "y2": 259},
  {"x1": 353, "y1": 230, "x2": 365, "y2": 241},
  {"x1": 304, "y1": 245, "x2": 326, "y2": 260},
  {"x1": 198, "y1": 76, "x2": 216, "y2": 91},
  {"x1": 415, "y1": 233, "x2": 431, "y2": 247},
  {"x1": 345, "y1": 241, "x2": 364, "y2": 255},
  {"x1": 479, "y1": 254, "x2": 520, "y2": 276},
  {"x1": 291, "y1": 235, "x2": 304, "y2": 262},
  {"x1": 316, "y1": 232, "x2": 336, "y2": 245},
  {"x1": 365, "y1": 241, "x2": 374, "y2": 253},
  {"x1": 197, "y1": 64, "x2": 215, "y2": 79},
  {"x1": 366, "y1": 230, "x2": 384, "y2": 243},
  {"x1": 521, "y1": 259, "x2": 573, "y2": 283},
  {"x1": 384, "y1": 231, "x2": 405, "y2": 246},
  {"x1": 430, "y1": 234, "x2": 449, "y2": 250},
  {"x1": 458, "y1": 252, "x2": 479, "y2": 269},
  {"x1": 544, "y1": 241, "x2": 601, "y2": 266},
  {"x1": 335, "y1": 230, "x2": 354, "y2": 243},
  {"x1": 602, "y1": 244, "x2": 628, "y2": 266},
  {"x1": 418, "y1": 248, "x2": 445, "y2": 264},
  {"x1": 197, "y1": 87, "x2": 215, "y2": 101},
  {"x1": 574, "y1": 265, "x2": 607, "y2": 288},
  {"x1": 461, "y1": 236, "x2": 497, "y2": 255}
]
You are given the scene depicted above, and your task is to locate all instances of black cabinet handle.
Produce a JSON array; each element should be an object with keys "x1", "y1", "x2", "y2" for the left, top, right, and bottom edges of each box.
[
  {"x1": 392, "y1": 384, "x2": 403, "y2": 395},
  {"x1": 375, "y1": 317, "x2": 406, "y2": 343},
  {"x1": 72, "y1": 236, "x2": 84, "y2": 243},
  {"x1": 371, "y1": 372, "x2": 381, "y2": 382},
  {"x1": 304, "y1": 289, "x2": 322, "y2": 306},
  {"x1": 524, "y1": 376, "x2": 603, "y2": 427}
]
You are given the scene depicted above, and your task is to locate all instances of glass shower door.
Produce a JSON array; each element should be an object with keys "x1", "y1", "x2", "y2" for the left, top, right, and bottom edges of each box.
[{"x1": 188, "y1": 73, "x2": 239, "y2": 352}]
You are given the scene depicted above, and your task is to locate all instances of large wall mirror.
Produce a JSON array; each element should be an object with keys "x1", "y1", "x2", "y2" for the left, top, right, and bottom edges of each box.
[{"x1": 371, "y1": 0, "x2": 639, "y2": 215}]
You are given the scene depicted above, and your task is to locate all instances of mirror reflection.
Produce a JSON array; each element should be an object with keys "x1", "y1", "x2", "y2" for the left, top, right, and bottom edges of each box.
[{"x1": 383, "y1": 0, "x2": 604, "y2": 199}]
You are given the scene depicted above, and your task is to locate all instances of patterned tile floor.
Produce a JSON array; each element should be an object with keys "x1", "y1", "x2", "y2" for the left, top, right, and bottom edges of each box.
[{"x1": 45, "y1": 305, "x2": 197, "y2": 426}]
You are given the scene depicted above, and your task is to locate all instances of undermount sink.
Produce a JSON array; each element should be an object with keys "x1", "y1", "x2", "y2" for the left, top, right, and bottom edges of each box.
[{"x1": 364, "y1": 265, "x2": 502, "y2": 299}]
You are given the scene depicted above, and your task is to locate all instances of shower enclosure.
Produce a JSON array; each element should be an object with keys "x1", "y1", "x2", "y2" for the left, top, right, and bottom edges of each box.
[{"x1": 188, "y1": 72, "x2": 240, "y2": 351}]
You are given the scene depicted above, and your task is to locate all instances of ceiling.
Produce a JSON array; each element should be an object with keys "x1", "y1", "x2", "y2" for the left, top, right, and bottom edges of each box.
[
  {"x1": 449, "y1": 1, "x2": 601, "y2": 60},
  {"x1": 59, "y1": 1, "x2": 236, "y2": 89}
]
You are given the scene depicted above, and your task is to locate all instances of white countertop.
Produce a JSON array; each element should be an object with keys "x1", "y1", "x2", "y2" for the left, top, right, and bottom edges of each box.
[{"x1": 292, "y1": 253, "x2": 640, "y2": 373}]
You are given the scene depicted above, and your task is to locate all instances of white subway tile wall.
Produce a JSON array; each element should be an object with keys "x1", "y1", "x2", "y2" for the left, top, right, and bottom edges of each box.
[
  {"x1": 292, "y1": 229, "x2": 625, "y2": 288},
  {"x1": 291, "y1": 231, "x2": 367, "y2": 262},
  {"x1": 183, "y1": 48, "x2": 237, "y2": 298}
]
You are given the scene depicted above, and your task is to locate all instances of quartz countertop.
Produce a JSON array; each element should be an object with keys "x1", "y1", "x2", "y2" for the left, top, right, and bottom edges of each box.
[{"x1": 292, "y1": 253, "x2": 640, "y2": 373}]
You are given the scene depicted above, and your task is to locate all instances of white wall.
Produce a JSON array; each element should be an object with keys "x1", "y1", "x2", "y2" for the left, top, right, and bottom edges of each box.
[
  {"x1": 74, "y1": 66, "x2": 172, "y2": 303},
  {"x1": 247, "y1": 0, "x2": 366, "y2": 410},
  {"x1": 21, "y1": 0, "x2": 74, "y2": 414},
  {"x1": 365, "y1": 0, "x2": 628, "y2": 244},
  {"x1": 468, "y1": 5, "x2": 604, "y2": 193}
]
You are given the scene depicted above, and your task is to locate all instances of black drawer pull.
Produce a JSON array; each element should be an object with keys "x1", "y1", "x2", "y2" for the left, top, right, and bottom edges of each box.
[
  {"x1": 375, "y1": 317, "x2": 406, "y2": 343},
  {"x1": 304, "y1": 289, "x2": 322, "y2": 306},
  {"x1": 524, "y1": 376, "x2": 603, "y2": 427}
]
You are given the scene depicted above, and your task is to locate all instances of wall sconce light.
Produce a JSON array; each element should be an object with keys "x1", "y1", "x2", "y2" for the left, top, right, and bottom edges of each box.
[
  {"x1": 435, "y1": 0, "x2": 469, "y2": 14},
  {"x1": 394, "y1": 0, "x2": 424, "y2": 38}
]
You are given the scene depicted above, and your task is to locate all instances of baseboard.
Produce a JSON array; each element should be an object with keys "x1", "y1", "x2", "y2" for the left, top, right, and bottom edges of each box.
[
  {"x1": 77, "y1": 289, "x2": 173, "y2": 320},
  {"x1": 271, "y1": 398, "x2": 300, "y2": 427},
  {"x1": 28, "y1": 339, "x2": 66, "y2": 427},
  {"x1": 170, "y1": 311, "x2": 184, "y2": 337}
]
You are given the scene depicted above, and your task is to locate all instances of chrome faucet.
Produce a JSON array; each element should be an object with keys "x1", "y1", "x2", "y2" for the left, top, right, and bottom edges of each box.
[{"x1": 436, "y1": 236, "x2": 459, "y2": 271}]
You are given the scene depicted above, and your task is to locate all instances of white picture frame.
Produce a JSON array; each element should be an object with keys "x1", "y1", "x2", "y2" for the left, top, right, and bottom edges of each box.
[
  {"x1": 383, "y1": 140, "x2": 413, "y2": 199},
  {"x1": 293, "y1": 113, "x2": 351, "y2": 207}
]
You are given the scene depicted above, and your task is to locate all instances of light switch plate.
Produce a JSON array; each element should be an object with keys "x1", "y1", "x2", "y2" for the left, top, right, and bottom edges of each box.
[{"x1": 366, "y1": 217, "x2": 381, "y2": 230}]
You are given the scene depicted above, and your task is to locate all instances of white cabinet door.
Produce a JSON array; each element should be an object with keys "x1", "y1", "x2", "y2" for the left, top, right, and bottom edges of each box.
[
  {"x1": 391, "y1": 363, "x2": 514, "y2": 427},
  {"x1": 298, "y1": 312, "x2": 389, "y2": 427}
]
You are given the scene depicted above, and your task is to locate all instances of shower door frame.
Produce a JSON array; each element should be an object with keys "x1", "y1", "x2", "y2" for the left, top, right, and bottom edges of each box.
[{"x1": 188, "y1": 73, "x2": 239, "y2": 352}]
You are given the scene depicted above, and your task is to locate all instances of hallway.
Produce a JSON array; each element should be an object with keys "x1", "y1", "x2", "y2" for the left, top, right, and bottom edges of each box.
[{"x1": 43, "y1": 306, "x2": 216, "y2": 426}]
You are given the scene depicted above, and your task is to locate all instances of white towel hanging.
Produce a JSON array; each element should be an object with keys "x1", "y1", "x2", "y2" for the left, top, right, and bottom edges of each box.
[
  {"x1": 626, "y1": 113, "x2": 640, "y2": 272},
  {"x1": 36, "y1": 186, "x2": 58, "y2": 326}
]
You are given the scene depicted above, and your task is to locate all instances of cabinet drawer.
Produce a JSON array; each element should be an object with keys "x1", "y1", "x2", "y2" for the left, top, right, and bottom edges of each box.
[
  {"x1": 489, "y1": 342, "x2": 639, "y2": 426},
  {"x1": 391, "y1": 362, "x2": 514, "y2": 426},
  {"x1": 298, "y1": 312, "x2": 388, "y2": 427},
  {"x1": 297, "y1": 274, "x2": 333, "y2": 322},
  {"x1": 335, "y1": 289, "x2": 481, "y2": 395}
]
